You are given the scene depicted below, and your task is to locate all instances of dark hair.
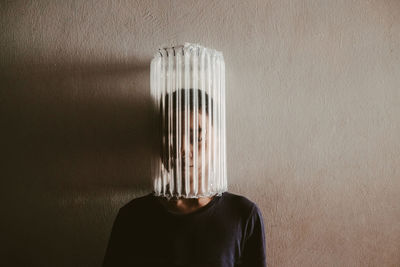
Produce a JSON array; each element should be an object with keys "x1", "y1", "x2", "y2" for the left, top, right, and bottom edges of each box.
[
  {"x1": 161, "y1": 88, "x2": 214, "y2": 133},
  {"x1": 162, "y1": 88, "x2": 213, "y2": 116}
]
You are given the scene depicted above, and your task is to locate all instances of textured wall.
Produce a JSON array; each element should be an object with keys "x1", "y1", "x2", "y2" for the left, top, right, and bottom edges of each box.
[{"x1": 1, "y1": 0, "x2": 400, "y2": 266}]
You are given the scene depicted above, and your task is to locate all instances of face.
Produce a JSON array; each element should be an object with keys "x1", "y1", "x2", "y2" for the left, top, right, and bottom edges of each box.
[{"x1": 166, "y1": 110, "x2": 213, "y2": 196}]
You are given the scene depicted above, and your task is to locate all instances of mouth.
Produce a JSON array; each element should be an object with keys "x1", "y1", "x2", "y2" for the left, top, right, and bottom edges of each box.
[
  {"x1": 182, "y1": 165, "x2": 194, "y2": 170},
  {"x1": 181, "y1": 162, "x2": 193, "y2": 168}
]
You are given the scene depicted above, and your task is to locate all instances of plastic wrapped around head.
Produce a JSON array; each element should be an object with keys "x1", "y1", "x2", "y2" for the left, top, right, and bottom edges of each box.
[{"x1": 150, "y1": 43, "x2": 227, "y2": 199}]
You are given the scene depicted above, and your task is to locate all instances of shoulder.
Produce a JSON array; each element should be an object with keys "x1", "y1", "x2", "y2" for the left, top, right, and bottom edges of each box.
[
  {"x1": 219, "y1": 192, "x2": 261, "y2": 218},
  {"x1": 118, "y1": 193, "x2": 158, "y2": 216},
  {"x1": 221, "y1": 192, "x2": 258, "y2": 209}
]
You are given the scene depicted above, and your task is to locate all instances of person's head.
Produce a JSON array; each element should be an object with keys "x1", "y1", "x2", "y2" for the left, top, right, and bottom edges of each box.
[{"x1": 161, "y1": 88, "x2": 214, "y2": 196}]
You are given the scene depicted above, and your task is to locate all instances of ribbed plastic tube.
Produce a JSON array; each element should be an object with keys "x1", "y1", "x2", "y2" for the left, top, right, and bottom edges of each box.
[{"x1": 150, "y1": 43, "x2": 227, "y2": 199}]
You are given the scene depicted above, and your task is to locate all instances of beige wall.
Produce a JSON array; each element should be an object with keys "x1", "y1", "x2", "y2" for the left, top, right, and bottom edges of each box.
[{"x1": 1, "y1": 0, "x2": 400, "y2": 266}]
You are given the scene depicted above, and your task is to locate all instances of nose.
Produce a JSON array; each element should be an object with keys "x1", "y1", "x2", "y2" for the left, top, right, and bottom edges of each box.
[
  {"x1": 181, "y1": 144, "x2": 194, "y2": 167},
  {"x1": 181, "y1": 147, "x2": 193, "y2": 159}
]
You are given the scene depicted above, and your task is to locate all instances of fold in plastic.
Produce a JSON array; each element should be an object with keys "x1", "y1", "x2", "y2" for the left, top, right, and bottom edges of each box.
[{"x1": 150, "y1": 43, "x2": 227, "y2": 198}]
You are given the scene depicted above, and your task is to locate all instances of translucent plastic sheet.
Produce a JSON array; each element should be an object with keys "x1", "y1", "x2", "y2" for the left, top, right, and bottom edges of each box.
[{"x1": 150, "y1": 43, "x2": 227, "y2": 198}]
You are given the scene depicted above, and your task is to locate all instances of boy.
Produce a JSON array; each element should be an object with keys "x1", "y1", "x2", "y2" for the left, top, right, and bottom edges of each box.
[{"x1": 103, "y1": 89, "x2": 266, "y2": 266}]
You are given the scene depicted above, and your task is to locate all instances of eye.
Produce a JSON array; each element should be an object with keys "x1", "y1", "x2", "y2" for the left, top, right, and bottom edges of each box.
[{"x1": 188, "y1": 132, "x2": 204, "y2": 144}]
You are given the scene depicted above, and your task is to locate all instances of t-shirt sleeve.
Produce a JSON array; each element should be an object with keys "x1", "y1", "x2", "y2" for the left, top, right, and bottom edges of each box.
[
  {"x1": 240, "y1": 205, "x2": 267, "y2": 267},
  {"x1": 102, "y1": 209, "x2": 130, "y2": 267}
]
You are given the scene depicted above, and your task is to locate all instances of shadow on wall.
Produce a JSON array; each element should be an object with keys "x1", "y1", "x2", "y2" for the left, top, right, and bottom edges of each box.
[{"x1": 1, "y1": 59, "x2": 154, "y2": 266}]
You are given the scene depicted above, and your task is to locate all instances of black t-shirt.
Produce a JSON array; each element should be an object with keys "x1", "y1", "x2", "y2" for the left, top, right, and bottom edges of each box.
[{"x1": 103, "y1": 192, "x2": 266, "y2": 267}]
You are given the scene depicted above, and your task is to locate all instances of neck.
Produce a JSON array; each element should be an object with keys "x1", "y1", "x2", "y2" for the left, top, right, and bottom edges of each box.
[{"x1": 160, "y1": 196, "x2": 213, "y2": 214}]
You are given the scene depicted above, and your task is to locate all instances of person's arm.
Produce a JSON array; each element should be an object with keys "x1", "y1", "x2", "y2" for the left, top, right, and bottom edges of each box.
[
  {"x1": 102, "y1": 209, "x2": 130, "y2": 267},
  {"x1": 241, "y1": 205, "x2": 267, "y2": 267}
]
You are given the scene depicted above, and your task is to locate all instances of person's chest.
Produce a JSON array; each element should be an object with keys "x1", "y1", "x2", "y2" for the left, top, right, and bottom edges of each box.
[{"x1": 125, "y1": 210, "x2": 245, "y2": 266}]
